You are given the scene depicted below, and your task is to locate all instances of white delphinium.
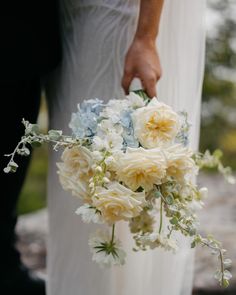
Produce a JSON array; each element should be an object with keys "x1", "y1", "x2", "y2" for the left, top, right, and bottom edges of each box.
[
  {"x1": 89, "y1": 230, "x2": 126, "y2": 267},
  {"x1": 75, "y1": 204, "x2": 103, "y2": 224},
  {"x1": 93, "y1": 119, "x2": 123, "y2": 151}
]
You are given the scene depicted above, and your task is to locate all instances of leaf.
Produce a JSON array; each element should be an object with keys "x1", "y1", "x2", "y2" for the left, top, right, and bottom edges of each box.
[
  {"x1": 223, "y1": 259, "x2": 232, "y2": 267},
  {"x1": 31, "y1": 141, "x2": 42, "y2": 148},
  {"x1": 191, "y1": 241, "x2": 196, "y2": 248},
  {"x1": 223, "y1": 270, "x2": 232, "y2": 280},
  {"x1": 154, "y1": 190, "x2": 162, "y2": 199},
  {"x1": 170, "y1": 217, "x2": 178, "y2": 225},
  {"x1": 222, "y1": 279, "x2": 229, "y2": 288},
  {"x1": 48, "y1": 130, "x2": 63, "y2": 141},
  {"x1": 213, "y1": 149, "x2": 223, "y2": 160},
  {"x1": 166, "y1": 195, "x2": 174, "y2": 205}
]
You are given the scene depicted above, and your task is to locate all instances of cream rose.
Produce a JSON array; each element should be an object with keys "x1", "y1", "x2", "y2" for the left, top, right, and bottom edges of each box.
[
  {"x1": 164, "y1": 144, "x2": 198, "y2": 181},
  {"x1": 57, "y1": 146, "x2": 93, "y2": 200},
  {"x1": 92, "y1": 182, "x2": 146, "y2": 223},
  {"x1": 132, "y1": 98, "x2": 180, "y2": 148},
  {"x1": 114, "y1": 147, "x2": 167, "y2": 191}
]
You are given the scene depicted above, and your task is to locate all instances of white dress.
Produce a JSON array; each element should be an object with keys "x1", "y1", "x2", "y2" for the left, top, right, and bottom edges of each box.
[{"x1": 46, "y1": 0, "x2": 206, "y2": 294}]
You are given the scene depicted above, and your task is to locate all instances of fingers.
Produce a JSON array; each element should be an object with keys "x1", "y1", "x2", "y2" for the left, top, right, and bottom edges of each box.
[
  {"x1": 142, "y1": 74, "x2": 157, "y2": 98},
  {"x1": 141, "y1": 69, "x2": 162, "y2": 98},
  {"x1": 121, "y1": 69, "x2": 134, "y2": 95}
]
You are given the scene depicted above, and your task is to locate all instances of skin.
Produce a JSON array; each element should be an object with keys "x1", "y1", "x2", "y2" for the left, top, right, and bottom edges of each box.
[{"x1": 122, "y1": 0, "x2": 164, "y2": 98}]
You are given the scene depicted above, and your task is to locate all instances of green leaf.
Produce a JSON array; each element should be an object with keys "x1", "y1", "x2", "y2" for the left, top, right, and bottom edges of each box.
[
  {"x1": 170, "y1": 217, "x2": 178, "y2": 225},
  {"x1": 31, "y1": 141, "x2": 42, "y2": 148},
  {"x1": 154, "y1": 190, "x2": 162, "y2": 199},
  {"x1": 222, "y1": 279, "x2": 229, "y2": 288},
  {"x1": 213, "y1": 149, "x2": 223, "y2": 159},
  {"x1": 166, "y1": 195, "x2": 174, "y2": 205},
  {"x1": 48, "y1": 130, "x2": 63, "y2": 141},
  {"x1": 191, "y1": 241, "x2": 196, "y2": 248}
]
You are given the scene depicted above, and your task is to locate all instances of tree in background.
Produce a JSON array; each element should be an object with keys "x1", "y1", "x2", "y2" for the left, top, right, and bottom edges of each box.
[{"x1": 201, "y1": 0, "x2": 236, "y2": 168}]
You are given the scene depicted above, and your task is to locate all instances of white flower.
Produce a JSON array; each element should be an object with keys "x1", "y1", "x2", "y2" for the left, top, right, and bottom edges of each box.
[
  {"x1": 132, "y1": 98, "x2": 180, "y2": 148},
  {"x1": 126, "y1": 92, "x2": 146, "y2": 108},
  {"x1": 164, "y1": 144, "x2": 198, "y2": 181},
  {"x1": 92, "y1": 182, "x2": 146, "y2": 223},
  {"x1": 75, "y1": 204, "x2": 103, "y2": 224},
  {"x1": 57, "y1": 146, "x2": 93, "y2": 200},
  {"x1": 89, "y1": 230, "x2": 126, "y2": 267},
  {"x1": 114, "y1": 147, "x2": 167, "y2": 191},
  {"x1": 59, "y1": 146, "x2": 93, "y2": 176},
  {"x1": 93, "y1": 119, "x2": 124, "y2": 151},
  {"x1": 57, "y1": 168, "x2": 90, "y2": 200},
  {"x1": 136, "y1": 232, "x2": 178, "y2": 253},
  {"x1": 100, "y1": 99, "x2": 129, "y2": 123}
]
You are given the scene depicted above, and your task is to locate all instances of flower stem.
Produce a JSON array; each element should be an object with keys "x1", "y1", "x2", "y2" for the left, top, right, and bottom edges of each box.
[
  {"x1": 111, "y1": 224, "x2": 115, "y2": 245},
  {"x1": 159, "y1": 198, "x2": 163, "y2": 234}
]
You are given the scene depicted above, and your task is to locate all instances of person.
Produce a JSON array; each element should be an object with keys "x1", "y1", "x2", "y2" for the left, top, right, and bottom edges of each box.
[
  {"x1": 46, "y1": 0, "x2": 206, "y2": 294},
  {"x1": 0, "y1": 1, "x2": 61, "y2": 294}
]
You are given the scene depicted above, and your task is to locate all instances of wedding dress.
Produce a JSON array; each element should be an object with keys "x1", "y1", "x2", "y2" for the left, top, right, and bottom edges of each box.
[{"x1": 46, "y1": 0, "x2": 206, "y2": 294}]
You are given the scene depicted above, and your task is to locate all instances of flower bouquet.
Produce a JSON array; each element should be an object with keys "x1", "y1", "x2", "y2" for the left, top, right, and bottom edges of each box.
[{"x1": 4, "y1": 90, "x2": 234, "y2": 287}]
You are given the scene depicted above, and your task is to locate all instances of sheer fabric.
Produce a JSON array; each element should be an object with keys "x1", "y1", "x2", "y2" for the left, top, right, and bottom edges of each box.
[{"x1": 46, "y1": 1, "x2": 206, "y2": 294}]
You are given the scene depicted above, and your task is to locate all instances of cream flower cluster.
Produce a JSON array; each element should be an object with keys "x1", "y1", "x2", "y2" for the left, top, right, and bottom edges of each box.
[
  {"x1": 5, "y1": 93, "x2": 233, "y2": 282},
  {"x1": 55, "y1": 94, "x2": 199, "y2": 267},
  {"x1": 52, "y1": 93, "x2": 232, "y2": 282}
]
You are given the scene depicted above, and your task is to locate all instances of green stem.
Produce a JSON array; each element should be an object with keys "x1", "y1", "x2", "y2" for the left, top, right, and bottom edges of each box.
[
  {"x1": 219, "y1": 249, "x2": 225, "y2": 286},
  {"x1": 159, "y1": 198, "x2": 163, "y2": 234},
  {"x1": 111, "y1": 224, "x2": 115, "y2": 245}
]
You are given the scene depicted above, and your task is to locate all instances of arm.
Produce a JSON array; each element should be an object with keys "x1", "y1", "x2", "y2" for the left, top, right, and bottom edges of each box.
[{"x1": 122, "y1": 0, "x2": 164, "y2": 98}]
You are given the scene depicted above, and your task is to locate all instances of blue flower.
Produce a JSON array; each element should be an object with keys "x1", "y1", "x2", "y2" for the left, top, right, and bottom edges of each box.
[
  {"x1": 80, "y1": 98, "x2": 104, "y2": 116},
  {"x1": 120, "y1": 110, "x2": 132, "y2": 129},
  {"x1": 120, "y1": 110, "x2": 139, "y2": 148},
  {"x1": 69, "y1": 99, "x2": 104, "y2": 138}
]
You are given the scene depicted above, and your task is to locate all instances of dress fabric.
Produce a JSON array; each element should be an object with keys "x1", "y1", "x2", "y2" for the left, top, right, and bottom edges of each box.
[{"x1": 46, "y1": 0, "x2": 206, "y2": 294}]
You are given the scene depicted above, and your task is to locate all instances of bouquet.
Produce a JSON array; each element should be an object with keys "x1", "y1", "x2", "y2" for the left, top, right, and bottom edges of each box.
[{"x1": 4, "y1": 90, "x2": 234, "y2": 287}]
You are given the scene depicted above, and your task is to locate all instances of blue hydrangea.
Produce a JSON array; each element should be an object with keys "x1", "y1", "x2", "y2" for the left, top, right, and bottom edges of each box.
[
  {"x1": 120, "y1": 110, "x2": 139, "y2": 148},
  {"x1": 69, "y1": 99, "x2": 104, "y2": 138},
  {"x1": 175, "y1": 111, "x2": 191, "y2": 146}
]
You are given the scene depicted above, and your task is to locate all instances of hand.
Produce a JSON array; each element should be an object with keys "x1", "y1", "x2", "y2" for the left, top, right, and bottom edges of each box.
[{"x1": 122, "y1": 38, "x2": 162, "y2": 98}]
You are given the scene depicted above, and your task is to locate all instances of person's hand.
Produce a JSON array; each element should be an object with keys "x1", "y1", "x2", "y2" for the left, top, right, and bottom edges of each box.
[{"x1": 122, "y1": 38, "x2": 162, "y2": 98}]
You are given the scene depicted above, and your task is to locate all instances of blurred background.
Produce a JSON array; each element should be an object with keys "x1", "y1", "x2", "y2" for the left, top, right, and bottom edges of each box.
[{"x1": 16, "y1": 0, "x2": 236, "y2": 294}]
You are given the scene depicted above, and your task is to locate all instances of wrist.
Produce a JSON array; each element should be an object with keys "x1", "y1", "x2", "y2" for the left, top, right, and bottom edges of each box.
[{"x1": 132, "y1": 35, "x2": 156, "y2": 49}]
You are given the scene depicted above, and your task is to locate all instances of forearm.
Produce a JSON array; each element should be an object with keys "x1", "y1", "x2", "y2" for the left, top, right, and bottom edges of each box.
[{"x1": 135, "y1": 0, "x2": 164, "y2": 42}]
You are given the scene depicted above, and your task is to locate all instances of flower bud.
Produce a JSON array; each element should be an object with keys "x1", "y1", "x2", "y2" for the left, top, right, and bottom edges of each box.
[{"x1": 199, "y1": 187, "x2": 208, "y2": 199}]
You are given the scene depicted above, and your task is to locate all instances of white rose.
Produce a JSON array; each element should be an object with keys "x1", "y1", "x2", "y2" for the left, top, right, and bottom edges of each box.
[
  {"x1": 92, "y1": 182, "x2": 146, "y2": 223},
  {"x1": 132, "y1": 98, "x2": 180, "y2": 148},
  {"x1": 164, "y1": 144, "x2": 198, "y2": 181},
  {"x1": 57, "y1": 146, "x2": 93, "y2": 200},
  {"x1": 114, "y1": 147, "x2": 167, "y2": 191}
]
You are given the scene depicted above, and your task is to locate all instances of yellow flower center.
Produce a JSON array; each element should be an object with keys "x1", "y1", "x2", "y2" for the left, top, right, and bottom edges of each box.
[{"x1": 146, "y1": 113, "x2": 174, "y2": 140}]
